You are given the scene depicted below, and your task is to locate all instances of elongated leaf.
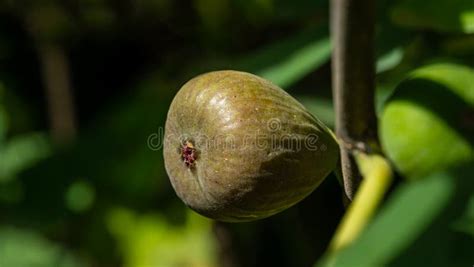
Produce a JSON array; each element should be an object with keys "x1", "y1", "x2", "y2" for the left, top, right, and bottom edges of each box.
[
  {"x1": 317, "y1": 164, "x2": 474, "y2": 267},
  {"x1": 376, "y1": 47, "x2": 404, "y2": 73},
  {"x1": 236, "y1": 26, "x2": 331, "y2": 89},
  {"x1": 296, "y1": 96, "x2": 335, "y2": 128},
  {"x1": 256, "y1": 37, "x2": 331, "y2": 88}
]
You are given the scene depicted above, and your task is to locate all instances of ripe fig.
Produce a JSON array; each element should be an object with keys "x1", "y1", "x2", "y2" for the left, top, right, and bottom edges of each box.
[
  {"x1": 164, "y1": 71, "x2": 339, "y2": 222},
  {"x1": 380, "y1": 63, "x2": 474, "y2": 179}
]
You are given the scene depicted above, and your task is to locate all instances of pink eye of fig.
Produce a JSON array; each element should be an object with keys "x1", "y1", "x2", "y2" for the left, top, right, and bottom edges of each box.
[
  {"x1": 181, "y1": 141, "x2": 197, "y2": 168},
  {"x1": 163, "y1": 70, "x2": 339, "y2": 222}
]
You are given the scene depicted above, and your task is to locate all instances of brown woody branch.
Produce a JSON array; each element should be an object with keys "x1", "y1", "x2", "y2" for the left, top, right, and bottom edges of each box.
[
  {"x1": 330, "y1": 0, "x2": 378, "y2": 200},
  {"x1": 37, "y1": 42, "x2": 77, "y2": 144}
]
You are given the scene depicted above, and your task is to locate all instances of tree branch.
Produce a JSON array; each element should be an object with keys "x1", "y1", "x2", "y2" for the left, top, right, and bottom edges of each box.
[
  {"x1": 330, "y1": 0, "x2": 378, "y2": 200},
  {"x1": 37, "y1": 42, "x2": 77, "y2": 144},
  {"x1": 21, "y1": 5, "x2": 77, "y2": 144},
  {"x1": 212, "y1": 222, "x2": 240, "y2": 267}
]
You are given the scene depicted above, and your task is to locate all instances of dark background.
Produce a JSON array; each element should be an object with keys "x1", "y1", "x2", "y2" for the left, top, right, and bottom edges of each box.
[{"x1": 0, "y1": 0, "x2": 472, "y2": 266}]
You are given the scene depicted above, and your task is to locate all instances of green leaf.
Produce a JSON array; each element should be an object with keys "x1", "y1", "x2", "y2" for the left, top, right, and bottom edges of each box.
[
  {"x1": 452, "y1": 194, "x2": 474, "y2": 236},
  {"x1": 106, "y1": 208, "x2": 218, "y2": 267},
  {"x1": 237, "y1": 26, "x2": 331, "y2": 89},
  {"x1": 0, "y1": 227, "x2": 85, "y2": 267},
  {"x1": 409, "y1": 63, "x2": 474, "y2": 104},
  {"x1": 296, "y1": 96, "x2": 335, "y2": 128},
  {"x1": 0, "y1": 133, "x2": 51, "y2": 183},
  {"x1": 256, "y1": 37, "x2": 331, "y2": 89},
  {"x1": 391, "y1": 0, "x2": 474, "y2": 33},
  {"x1": 65, "y1": 180, "x2": 96, "y2": 213},
  {"x1": 389, "y1": 165, "x2": 474, "y2": 267},
  {"x1": 321, "y1": 173, "x2": 453, "y2": 267},
  {"x1": 379, "y1": 63, "x2": 474, "y2": 179},
  {"x1": 0, "y1": 106, "x2": 6, "y2": 142},
  {"x1": 0, "y1": 83, "x2": 6, "y2": 141},
  {"x1": 237, "y1": 25, "x2": 404, "y2": 90},
  {"x1": 376, "y1": 47, "x2": 404, "y2": 73},
  {"x1": 317, "y1": 164, "x2": 474, "y2": 267}
]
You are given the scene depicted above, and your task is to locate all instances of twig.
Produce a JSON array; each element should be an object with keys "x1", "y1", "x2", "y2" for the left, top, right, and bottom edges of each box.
[{"x1": 330, "y1": 0, "x2": 378, "y2": 200}]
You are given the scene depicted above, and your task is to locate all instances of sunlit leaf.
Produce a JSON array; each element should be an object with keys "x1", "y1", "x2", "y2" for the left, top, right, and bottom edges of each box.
[{"x1": 409, "y1": 63, "x2": 474, "y2": 104}]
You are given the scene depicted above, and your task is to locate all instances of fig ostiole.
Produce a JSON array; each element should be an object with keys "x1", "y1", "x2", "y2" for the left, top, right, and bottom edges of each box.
[{"x1": 164, "y1": 70, "x2": 339, "y2": 222}]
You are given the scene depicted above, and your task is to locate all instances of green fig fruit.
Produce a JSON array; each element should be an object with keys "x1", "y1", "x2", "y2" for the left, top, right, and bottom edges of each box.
[
  {"x1": 380, "y1": 63, "x2": 474, "y2": 179},
  {"x1": 164, "y1": 71, "x2": 339, "y2": 222}
]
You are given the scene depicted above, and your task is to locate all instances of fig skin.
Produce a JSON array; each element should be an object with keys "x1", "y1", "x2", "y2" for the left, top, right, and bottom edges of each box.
[
  {"x1": 380, "y1": 63, "x2": 474, "y2": 179},
  {"x1": 164, "y1": 70, "x2": 339, "y2": 222}
]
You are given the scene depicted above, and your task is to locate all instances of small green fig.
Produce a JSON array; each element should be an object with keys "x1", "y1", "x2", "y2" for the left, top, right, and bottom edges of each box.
[
  {"x1": 380, "y1": 63, "x2": 474, "y2": 179},
  {"x1": 164, "y1": 71, "x2": 339, "y2": 222}
]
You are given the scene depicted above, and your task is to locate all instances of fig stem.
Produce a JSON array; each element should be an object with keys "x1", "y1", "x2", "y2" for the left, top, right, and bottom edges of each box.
[
  {"x1": 330, "y1": 0, "x2": 378, "y2": 200},
  {"x1": 328, "y1": 152, "x2": 393, "y2": 253}
]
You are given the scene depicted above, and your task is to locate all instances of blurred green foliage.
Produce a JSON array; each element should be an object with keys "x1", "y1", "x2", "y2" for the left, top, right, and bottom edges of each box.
[
  {"x1": 107, "y1": 209, "x2": 217, "y2": 267},
  {"x1": 0, "y1": 227, "x2": 85, "y2": 267},
  {"x1": 318, "y1": 163, "x2": 474, "y2": 267},
  {"x1": 391, "y1": 0, "x2": 474, "y2": 33},
  {"x1": 0, "y1": 0, "x2": 472, "y2": 266}
]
